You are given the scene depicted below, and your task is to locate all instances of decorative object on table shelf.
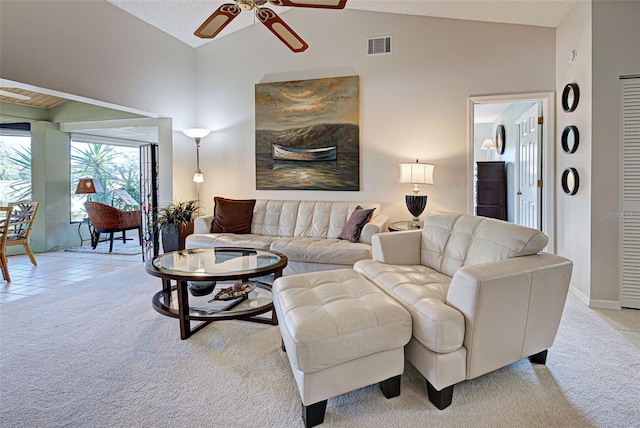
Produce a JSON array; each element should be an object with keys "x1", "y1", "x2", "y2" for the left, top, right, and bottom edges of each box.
[
  {"x1": 562, "y1": 83, "x2": 580, "y2": 112},
  {"x1": 561, "y1": 167, "x2": 579, "y2": 195},
  {"x1": 481, "y1": 138, "x2": 496, "y2": 160},
  {"x1": 561, "y1": 126, "x2": 580, "y2": 154},
  {"x1": 210, "y1": 281, "x2": 255, "y2": 301},
  {"x1": 151, "y1": 200, "x2": 199, "y2": 253},
  {"x1": 193, "y1": 0, "x2": 348, "y2": 53},
  {"x1": 495, "y1": 124, "x2": 506, "y2": 154},
  {"x1": 75, "y1": 178, "x2": 103, "y2": 201},
  {"x1": 399, "y1": 160, "x2": 434, "y2": 222},
  {"x1": 188, "y1": 281, "x2": 216, "y2": 297}
]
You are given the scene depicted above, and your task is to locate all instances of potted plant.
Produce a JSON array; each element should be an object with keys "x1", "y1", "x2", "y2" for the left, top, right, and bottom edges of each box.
[{"x1": 152, "y1": 200, "x2": 199, "y2": 253}]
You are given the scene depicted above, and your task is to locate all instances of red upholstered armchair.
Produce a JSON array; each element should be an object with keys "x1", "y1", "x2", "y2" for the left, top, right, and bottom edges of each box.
[{"x1": 84, "y1": 202, "x2": 142, "y2": 253}]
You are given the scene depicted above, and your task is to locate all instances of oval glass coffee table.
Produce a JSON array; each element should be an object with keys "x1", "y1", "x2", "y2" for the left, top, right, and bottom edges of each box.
[{"x1": 146, "y1": 247, "x2": 288, "y2": 340}]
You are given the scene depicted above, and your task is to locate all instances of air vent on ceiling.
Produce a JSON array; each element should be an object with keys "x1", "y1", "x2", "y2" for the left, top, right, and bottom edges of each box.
[{"x1": 367, "y1": 36, "x2": 391, "y2": 56}]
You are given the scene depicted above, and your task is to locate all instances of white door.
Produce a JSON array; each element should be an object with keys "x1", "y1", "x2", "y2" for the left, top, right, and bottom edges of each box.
[
  {"x1": 620, "y1": 77, "x2": 640, "y2": 309},
  {"x1": 515, "y1": 103, "x2": 542, "y2": 229}
]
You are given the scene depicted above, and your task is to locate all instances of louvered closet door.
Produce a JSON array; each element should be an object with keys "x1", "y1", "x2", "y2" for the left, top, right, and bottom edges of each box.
[{"x1": 621, "y1": 77, "x2": 640, "y2": 309}]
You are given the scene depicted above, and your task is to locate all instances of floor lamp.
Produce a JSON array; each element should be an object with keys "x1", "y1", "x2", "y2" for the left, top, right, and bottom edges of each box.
[{"x1": 183, "y1": 128, "x2": 211, "y2": 213}]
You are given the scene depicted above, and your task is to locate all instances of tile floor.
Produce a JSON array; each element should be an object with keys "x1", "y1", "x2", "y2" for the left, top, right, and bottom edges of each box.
[
  {"x1": 2, "y1": 250, "x2": 639, "y2": 350},
  {"x1": 0, "y1": 250, "x2": 141, "y2": 303}
]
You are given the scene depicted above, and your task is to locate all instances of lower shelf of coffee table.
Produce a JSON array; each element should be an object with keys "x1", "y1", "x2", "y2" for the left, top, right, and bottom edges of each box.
[{"x1": 152, "y1": 280, "x2": 275, "y2": 322}]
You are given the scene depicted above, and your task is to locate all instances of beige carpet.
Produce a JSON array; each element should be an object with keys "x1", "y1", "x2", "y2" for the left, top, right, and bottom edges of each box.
[{"x1": 0, "y1": 264, "x2": 638, "y2": 427}]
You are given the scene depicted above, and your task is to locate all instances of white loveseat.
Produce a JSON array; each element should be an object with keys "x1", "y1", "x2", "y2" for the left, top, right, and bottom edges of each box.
[
  {"x1": 353, "y1": 212, "x2": 573, "y2": 409},
  {"x1": 186, "y1": 199, "x2": 388, "y2": 275}
]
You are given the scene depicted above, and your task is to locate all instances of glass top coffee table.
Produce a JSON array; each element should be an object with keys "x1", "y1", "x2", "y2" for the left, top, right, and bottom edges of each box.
[{"x1": 145, "y1": 247, "x2": 288, "y2": 340}]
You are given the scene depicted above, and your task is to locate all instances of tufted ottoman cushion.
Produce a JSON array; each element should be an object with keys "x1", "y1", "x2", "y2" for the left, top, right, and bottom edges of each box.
[
  {"x1": 274, "y1": 269, "x2": 412, "y2": 373},
  {"x1": 273, "y1": 269, "x2": 412, "y2": 427}
]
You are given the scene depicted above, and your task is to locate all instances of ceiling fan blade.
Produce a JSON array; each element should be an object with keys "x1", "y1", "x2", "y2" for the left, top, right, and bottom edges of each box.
[
  {"x1": 256, "y1": 8, "x2": 309, "y2": 53},
  {"x1": 268, "y1": 0, "x2": 347, "y2": 9},
  {"x1": 194, "y1": 4, "x2": 241, "y2": 39}
]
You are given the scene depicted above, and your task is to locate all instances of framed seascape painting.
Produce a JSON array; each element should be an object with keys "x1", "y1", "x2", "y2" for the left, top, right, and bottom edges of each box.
[{"x1": 255, "y1": 75, "x2": 360, "y2": 190}]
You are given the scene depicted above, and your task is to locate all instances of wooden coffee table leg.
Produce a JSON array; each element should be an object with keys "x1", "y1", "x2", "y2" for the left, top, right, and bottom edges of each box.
[
  {"x1": 177, "y1": 280, "x2": 190, "y2": 340},
  {"x1": 162, "y1": 279, "x2": 172, "y2": 306}
]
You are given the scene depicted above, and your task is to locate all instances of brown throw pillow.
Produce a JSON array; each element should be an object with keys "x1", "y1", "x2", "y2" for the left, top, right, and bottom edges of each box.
[
  {"x1": 210, "y1": 197, "x2": 256, "y2": 234},
  {"x1": 338, "y1": 206, "x2": 375, "y2": 243}
]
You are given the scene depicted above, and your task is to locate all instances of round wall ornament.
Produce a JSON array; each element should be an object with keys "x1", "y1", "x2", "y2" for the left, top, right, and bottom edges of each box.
[
  {"x1": 562, "y1": 83, "x2": 580, "y2": 112},
  {"x1": 561, "y1": 167, "x2": 579, "y2": 195},
  {"x1": 495, "y1": 124, "x2": 506, "y2": 155},
  {"x1": 561, "y1": 126, "x2": 580, "y2": 154}
]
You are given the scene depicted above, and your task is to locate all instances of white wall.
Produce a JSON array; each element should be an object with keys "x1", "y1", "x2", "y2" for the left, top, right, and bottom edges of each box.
[
  {"x1": 193, "y1": 9, "x2": 556, "y2": 219},
  {"x1": 590, "y1": 1, "x2": 640, "y2": 305},
  {"x1": 0, "y1": 0, "x2": 197, "y2": 205},
  {"x1": 556, "y1": 1, "x2": 593, "y2": 302},
  {"x1": 557, "y1": 0, "x2": 640, "y2": 308}
]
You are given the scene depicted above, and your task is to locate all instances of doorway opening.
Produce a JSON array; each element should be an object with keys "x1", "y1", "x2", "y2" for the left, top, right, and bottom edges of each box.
[{"x1": 468, "y1": 92, "x2": 556, "y2": 252}]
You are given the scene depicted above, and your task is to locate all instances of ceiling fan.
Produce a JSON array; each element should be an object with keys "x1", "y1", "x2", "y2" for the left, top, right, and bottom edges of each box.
[{"x1": 194, "y1": 0, "x2": 348, "y2": 53}]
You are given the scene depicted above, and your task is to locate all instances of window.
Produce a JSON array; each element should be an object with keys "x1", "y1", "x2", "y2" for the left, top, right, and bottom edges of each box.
[
  {"x1": 70, "y1": 140, "x2": 140, "y2": 222},
  {"x1": 0, "y1": 133, "x2": 32, "y2": 205}
]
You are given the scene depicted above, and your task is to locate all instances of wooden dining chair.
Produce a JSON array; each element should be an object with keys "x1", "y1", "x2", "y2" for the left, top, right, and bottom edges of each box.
[
  {"x1": 0, "y1": 206, "x2": 13, "y2": 282},
  {"x1": 7, "y1": 201, "x2": 40, "y2": 266}
]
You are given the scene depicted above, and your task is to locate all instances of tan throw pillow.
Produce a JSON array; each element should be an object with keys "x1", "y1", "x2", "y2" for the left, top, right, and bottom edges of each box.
[
  {"x1": 338, "y1": 206, "x2": 375, "y2": 243},
  {"x1": 210, "y1": 197, "x2": 256, "y2": 234}
]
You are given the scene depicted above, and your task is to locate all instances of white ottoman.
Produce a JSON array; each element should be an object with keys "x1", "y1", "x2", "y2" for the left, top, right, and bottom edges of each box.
[{"x1": 273, "y1": 269, "x2": 412, "y2": 427}]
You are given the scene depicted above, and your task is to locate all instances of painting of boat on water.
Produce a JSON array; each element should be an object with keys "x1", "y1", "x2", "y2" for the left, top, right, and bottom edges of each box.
[
  {"x1": 255, "y1": 75, "x2": 359, "y2": 191},
  {"x1": 272, "y1": 144, "x2": 337, "y2": 161}
]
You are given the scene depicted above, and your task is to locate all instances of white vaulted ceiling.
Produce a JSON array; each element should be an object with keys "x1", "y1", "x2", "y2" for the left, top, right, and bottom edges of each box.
[{"x1": 107, "y1": 0, "x2": 578, "y2": 48}]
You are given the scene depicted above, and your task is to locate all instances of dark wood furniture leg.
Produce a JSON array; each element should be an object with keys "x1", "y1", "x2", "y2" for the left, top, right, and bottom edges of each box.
[
  {"x1": 528, "y1": 349, "x2": 548, "y2": 364},
  {"x1": 427, "y1": 380, "x2": 454, "y2": 410},
  {"x1": 162, "y1": 279, "x2": 172, "y2": 306},
  {"x1": 379, "y1": 375, "x2": 401, "y2": 398},
  {"x1": 302, "y1": 400, "x2": 327, "y2": 428},
  {"x1": 177, "y1": 280, "x2": 191, "y2": 340}
]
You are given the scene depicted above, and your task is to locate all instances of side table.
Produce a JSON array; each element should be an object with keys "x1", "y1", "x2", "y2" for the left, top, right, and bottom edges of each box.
[{"x1": 387, "y1": 220, "x2": 423, "y2": 232}]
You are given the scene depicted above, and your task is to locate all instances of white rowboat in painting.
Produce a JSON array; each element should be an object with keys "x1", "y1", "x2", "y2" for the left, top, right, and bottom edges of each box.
[{"x1": 272, "y1": 143, "x2": 337, "y2": 161}]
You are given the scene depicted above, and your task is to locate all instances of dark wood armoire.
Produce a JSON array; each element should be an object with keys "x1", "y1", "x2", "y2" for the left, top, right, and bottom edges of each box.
[{"x1": 476, "y1": 161, "x2": 507, "y2": 220}]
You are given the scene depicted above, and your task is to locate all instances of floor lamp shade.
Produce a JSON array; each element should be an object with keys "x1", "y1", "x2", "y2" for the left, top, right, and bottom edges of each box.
[{"x1": 399, "y1": 161, "x2": 434, "y2": 221}]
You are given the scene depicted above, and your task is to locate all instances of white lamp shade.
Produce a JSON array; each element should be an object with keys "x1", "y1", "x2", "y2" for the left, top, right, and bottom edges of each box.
[
  {"x1": 481, "y1": 139, "x2": 496, "y2": 150},
  {"x1": 183, "y1": 128, "x2": 211, "y2": 139},
  {"x1": 193, "y1": 172, "x2": 204, "y2": 183},
  {"x1": 399, "y1": 162, "x2": 434, "y2": 185}
]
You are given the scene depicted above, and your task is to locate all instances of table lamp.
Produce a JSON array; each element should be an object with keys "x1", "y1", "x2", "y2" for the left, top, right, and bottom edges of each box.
[
  {"x1": 75, "y1": 178, "x2": 103, "y2": 201},
  {"x1": 399, "y1": 160, "x2": 434, "y2": 222},
  {"x1": 481, "y1": 139, "x2": 496, "y2": 161}
]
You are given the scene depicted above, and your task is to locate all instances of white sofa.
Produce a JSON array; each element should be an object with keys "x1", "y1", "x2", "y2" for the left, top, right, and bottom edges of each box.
[
  {"x1": 186, "y1": 199, "x2": 388, "y2": 275},
  {"x1": 353, "y1": 212, "x2": 573, "y2": 409}
]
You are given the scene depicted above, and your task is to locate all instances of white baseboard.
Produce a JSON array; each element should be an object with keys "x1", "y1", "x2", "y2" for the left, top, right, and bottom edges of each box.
[
  {"x1": 569, "y1": 285, "x2": 622, "y2": 310},
  {"x1": 569, "y1": 285, "x2": 590, "y2": 305},
  {"x1": 589, "y1": 299, "x2": 622, "y2": 310}
]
